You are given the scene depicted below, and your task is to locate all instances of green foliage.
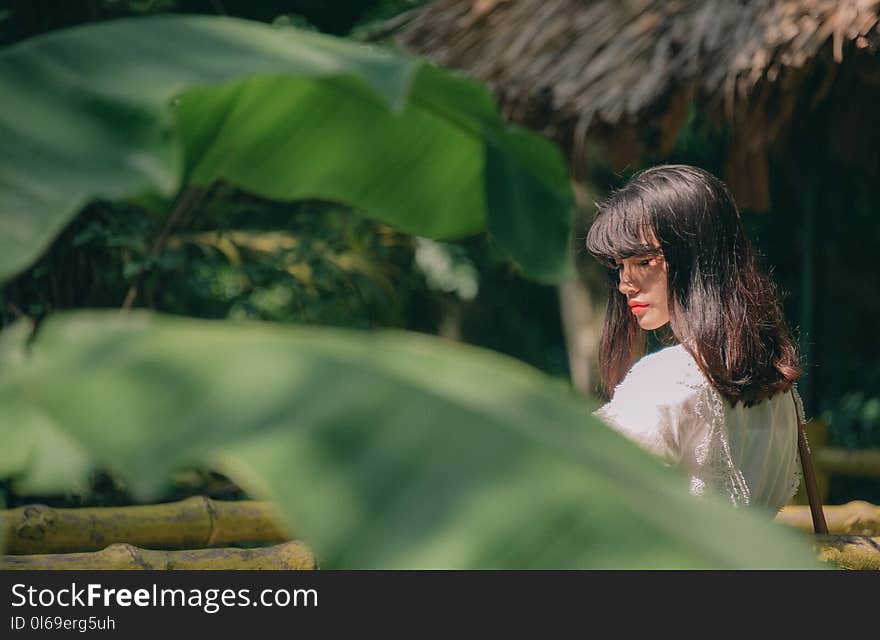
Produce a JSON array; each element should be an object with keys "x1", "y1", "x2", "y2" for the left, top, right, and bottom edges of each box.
[
  {"x1": 0, "y1": 15, "x2": 573, "y2": 286},
  {"x1": 349, "y1": 0, "x2": 428, "y2": 42},
  {"x1": 825, "y1": 392, "x2": 880, "y2": 450},
  {"x1": 0, "y1": 311, "x2": 822, "y2": 568},
  {"x1": 1, "y1": 193, "x2": 439, "y2": 332}
]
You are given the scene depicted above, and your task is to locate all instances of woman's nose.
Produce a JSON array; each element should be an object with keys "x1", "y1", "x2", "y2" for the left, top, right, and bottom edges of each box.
[{"x1": 618, "y1": 269, "x2": 638, "y2": 295}]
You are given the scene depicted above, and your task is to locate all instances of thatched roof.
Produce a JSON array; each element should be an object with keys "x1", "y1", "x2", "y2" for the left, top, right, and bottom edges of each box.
[{"x1": 398, "y1": 0, "x2": 880, "y2": 210}]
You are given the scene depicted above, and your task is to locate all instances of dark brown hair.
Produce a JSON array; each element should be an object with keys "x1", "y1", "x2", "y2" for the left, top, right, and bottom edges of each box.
[{"x1": 585, "y1": 164, "x2": 800, "y2": 407}]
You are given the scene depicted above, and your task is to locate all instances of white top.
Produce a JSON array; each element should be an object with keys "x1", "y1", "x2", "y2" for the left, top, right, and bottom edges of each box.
[{"x1": 593, "y1": 344, "x2": 803, "y2": 512}]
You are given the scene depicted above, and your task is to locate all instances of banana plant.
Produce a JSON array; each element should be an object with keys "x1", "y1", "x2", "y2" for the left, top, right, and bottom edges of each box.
[{"x1": 0, "y1": 15, "x2": 573, "y2": 285}]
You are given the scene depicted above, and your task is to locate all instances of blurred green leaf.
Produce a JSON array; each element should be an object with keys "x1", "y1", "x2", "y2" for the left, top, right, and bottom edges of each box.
[
  {"x1": 0, "y1": 311, "x2": 821, "y2": 568},
  {"x1": 0, "y1": 15, "x2": 572, "y2": 285},
  {"x1": 485, "y1": 129, "x2": 575, "y2": 283},
  {"x1": 0, "y1": 403, "x2": 92, "y2": 495}
]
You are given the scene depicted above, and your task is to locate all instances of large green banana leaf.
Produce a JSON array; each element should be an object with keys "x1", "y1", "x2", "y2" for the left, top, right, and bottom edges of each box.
[
  {"x1": 0, "y1": 312, "x2": 821, "y2": 568},
  {"x1": 0, "y1": 15, "x2": 573, "y2": 285}
]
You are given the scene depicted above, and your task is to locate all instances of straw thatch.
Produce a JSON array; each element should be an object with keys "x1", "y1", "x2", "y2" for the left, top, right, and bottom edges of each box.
[{"x1": 398, "y1": 0, "x2": 880, "y2": 210}]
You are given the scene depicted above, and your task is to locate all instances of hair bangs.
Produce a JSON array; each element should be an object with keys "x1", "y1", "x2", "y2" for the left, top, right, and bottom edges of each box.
[{"x1": 585, "y1": 193, "x2": 660, "y2": 269}]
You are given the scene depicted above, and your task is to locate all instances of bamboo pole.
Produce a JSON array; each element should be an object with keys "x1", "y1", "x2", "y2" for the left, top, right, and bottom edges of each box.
[
  {"x1": 777, "y1": 501, "x2": 880, "y2": 535},
  {"x1": 1, "y1": 497, "x2": 289, "y2": 555},
  {"x1": 815, "y1": 449, "x2": 880, "y2": 477},
  {"x1": 814, "y1": 535, "x2": 880, "y2": 571},
  {"x1": 797, "y1": 417, "x2": 828, "y2": 534},
  {"x1": 0, "y1": 541, "x2": 315, "y2": 570},
  {"x1": 790, "y1": 420, "x2": 829, "y2": 505}
]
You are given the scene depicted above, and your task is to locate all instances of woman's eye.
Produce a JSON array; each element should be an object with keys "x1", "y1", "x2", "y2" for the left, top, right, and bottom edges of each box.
[{"x1": 614, "y1": 257, "x2": 656, "y2": 270}]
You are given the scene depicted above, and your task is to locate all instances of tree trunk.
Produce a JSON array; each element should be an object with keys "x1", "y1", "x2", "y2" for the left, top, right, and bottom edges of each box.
[
  {"x1": 559, "y1": 185, "x2": 605, "y2": 396},
  {"x1": 558, "y1": 276, "x2": 602, "y2": 395}
]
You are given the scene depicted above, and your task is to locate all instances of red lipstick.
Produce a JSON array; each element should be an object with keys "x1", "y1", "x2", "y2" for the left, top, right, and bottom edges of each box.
[{"x1": 628, "y1": 301, "x2": 649, "y2": 315}]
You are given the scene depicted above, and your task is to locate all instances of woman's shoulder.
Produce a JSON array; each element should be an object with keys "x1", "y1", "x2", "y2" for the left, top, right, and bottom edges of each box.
[
  {"x1": 597, "y1": 343, "x2": 710, "y2": 463},
  {"x1": 630, "y1": 344, "x2": 706, "y2": 387},
  {"x1": 611, "y1": 343, "x2": 708, "y2": 405}
]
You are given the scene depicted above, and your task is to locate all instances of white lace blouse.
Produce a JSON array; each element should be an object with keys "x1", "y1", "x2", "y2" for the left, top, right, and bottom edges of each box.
[{"x1": 593, "y1": 344, "x2": 803, "y2": 512}]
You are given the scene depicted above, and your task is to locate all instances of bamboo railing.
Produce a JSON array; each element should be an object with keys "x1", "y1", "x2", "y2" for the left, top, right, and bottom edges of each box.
[
  {"x1": 0, "y1": 497, "x2": 313, "y2": 570},
  {"x1": 1, "y1": 496, "x2": 288, "y2": 555},
  {"x1": 0, "y1": 541, "x2": 315, "y2": 570}
]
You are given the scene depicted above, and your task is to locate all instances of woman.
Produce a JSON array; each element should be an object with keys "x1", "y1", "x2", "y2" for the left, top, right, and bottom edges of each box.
[{"x1": 586, "y1": 164, "x2": 803, "y2": 512}]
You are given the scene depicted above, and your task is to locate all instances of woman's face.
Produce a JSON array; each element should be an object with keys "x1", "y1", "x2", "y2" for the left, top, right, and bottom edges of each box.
[{"x1": 614, "y1": 250, "x2": 671, "y2": 331}]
